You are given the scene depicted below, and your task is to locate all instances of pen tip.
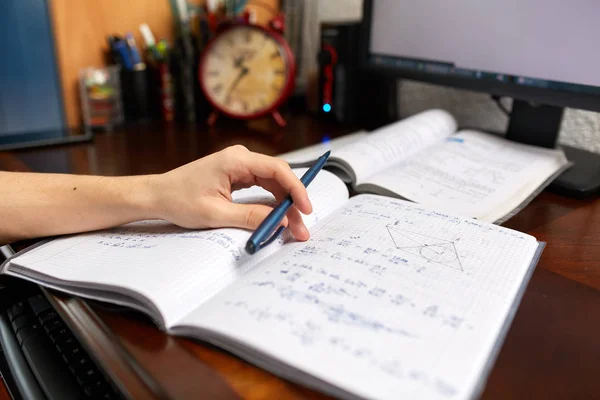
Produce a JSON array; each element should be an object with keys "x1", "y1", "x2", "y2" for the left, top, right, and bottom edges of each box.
[
  {"x1": 324, "y1": 150, "x2": 331, "y2": 158},
  {"x1": 245, "y1": 241, "x2": 256, "y2": 255}
]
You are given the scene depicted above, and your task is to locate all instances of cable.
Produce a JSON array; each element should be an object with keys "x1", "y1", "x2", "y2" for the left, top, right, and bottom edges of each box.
[{"x1": 491, "y1": 95, "x2": 510, "y2": 116}]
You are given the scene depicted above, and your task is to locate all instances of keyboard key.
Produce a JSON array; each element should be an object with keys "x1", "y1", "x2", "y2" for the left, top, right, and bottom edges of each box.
[
  {"x1": 83, "y1": 378, "x2": 110, "y2": 398},
  {"x1": 68, "y1": 354, "x2": 91, "y2": 375},
  {"x1": 39, "y1": 309, "x2": 58, "y2": 325},
  {"x1": 11, "y1": 314, "x2": 34, "y2": 334},
  {"x1": 56, "y1": 335, "x2": 77, "y2": 353},
  {"x1": 16, "y1": 324, "x2": 42, "y2": 346},
  {"x1": 74, "y1": 366, "x2": 100, "y2": 389},
  {"x1": 82, "y1": 366, "x2": 97, "y2": 381},
  {"x1": 28, "y1": 294, "x2": 51, "y2": 316},
  {"x1": 21, "y1": 335, "x2": 81, "y2": 399},
  {"x1": 7, "y1": 291, "x2": 119, "y2": 399},
  {"x1": 43, "y1": 317, "x2": 64, "y2": 334},
  {"x1": 63, "y1": 345, "x2": 84, "y2": 364},
  {"x1": 50, "y1": 327, "x2": 69, "y2": 343},
  {"x1": 7, "y1": 301, "x2": 27, "y2": 322}
]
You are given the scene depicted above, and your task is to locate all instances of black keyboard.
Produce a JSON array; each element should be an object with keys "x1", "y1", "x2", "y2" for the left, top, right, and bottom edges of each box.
[{"x1": 0, "y1": 289, "x2": 121, "y2": 400}]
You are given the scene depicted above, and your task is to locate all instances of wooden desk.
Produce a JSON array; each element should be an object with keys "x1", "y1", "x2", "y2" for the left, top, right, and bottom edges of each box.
[{"x1": 1, "y1": 116, "x2": 599, "y2": 399}]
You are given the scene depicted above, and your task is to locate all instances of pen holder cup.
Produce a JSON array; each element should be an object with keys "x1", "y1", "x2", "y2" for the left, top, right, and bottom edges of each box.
[{"x1": 120, "y1": 67, "x2": 152, "y2": 123}]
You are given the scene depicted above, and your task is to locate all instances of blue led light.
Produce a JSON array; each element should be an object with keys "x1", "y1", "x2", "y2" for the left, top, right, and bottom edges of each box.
[{"x1": 322, "y1": 103, "x2": 332, "y2": 112}]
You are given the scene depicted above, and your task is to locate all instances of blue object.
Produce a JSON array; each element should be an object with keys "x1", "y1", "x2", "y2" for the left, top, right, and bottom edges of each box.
[
  {"x1": 323, "y1": 103, "x2": 332, "y2": 112},
  {"x1": 245, "y1": 151, "x2": 331, "y2": 255},
  {"x1": 111, "y1": 40, "x2": 134, "y2": 70},
  {"x1": 0, "y1": 0, "x2": 66, "y2": 136},
  {"x1": 446, "y1": 137, "x2": 464, "y2": 143},
  {"x1": 125, "y1": 32, "x2": 143, "y2": 67}
]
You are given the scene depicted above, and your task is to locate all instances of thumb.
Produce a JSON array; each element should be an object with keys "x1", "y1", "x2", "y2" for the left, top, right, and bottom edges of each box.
[{"x1": 214, "y1": 202, "x2": 289, "y2": 231}]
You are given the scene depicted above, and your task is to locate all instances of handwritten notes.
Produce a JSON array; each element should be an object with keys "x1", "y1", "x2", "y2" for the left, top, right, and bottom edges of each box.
[
  {"x1": 7, "y1": 169, "x2": 349, "y2": 328},
  {"x1": 331, "y1": 109, "x2": 456, "y2": 183},
  {"x1": 360, "y1": 130, "x2": 568, "y2": 222},
  {"x1": 183, "y1": 195, "x2": 538, "y2": 399}
]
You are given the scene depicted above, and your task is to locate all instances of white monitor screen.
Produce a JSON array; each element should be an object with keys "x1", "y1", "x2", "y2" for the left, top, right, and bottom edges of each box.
[{"x1": 369, "y1": 0, "x2": 600, "y2": 89}]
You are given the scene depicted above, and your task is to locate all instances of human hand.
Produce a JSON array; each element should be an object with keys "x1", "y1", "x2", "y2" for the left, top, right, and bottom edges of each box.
[{"x1": 149, "y1": 145, "x2": 312, "y2": 240}]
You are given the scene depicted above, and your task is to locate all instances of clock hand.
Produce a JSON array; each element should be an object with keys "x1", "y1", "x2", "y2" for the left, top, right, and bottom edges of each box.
[
  {"x1": 225, "y1": 66, "x2": 249, "y2": 102},
  {"x1": 233, "y1": 55, "x2": 244, "y2": 69}
]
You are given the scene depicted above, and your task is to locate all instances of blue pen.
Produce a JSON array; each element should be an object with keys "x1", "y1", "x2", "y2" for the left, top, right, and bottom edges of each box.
[
  {"x1": 245, "y1": 151, "x2": 331, "y2": 255},
  {"x1": 125, "y1": 33, "x2": 143, "y2": 67},
  {"x1": 112, "y1": 40, "x2": 134, "y2": 70}
]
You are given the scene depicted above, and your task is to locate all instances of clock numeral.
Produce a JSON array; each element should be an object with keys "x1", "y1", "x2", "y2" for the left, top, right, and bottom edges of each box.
[
  {"x1": 274, "y1": 69, "x2": 285, "y2": 75},
  {"x1": 207, "y1": 70, "x2": 219, "y2": 77},
  {"x1": 244, "y1": 31, "x2": 252, "y2": 43},
  {"x1": 226, "y1": 36, "x2": 234, "y2": 46},
  {"x1": 270, "y1": 50, "x2": 280, "y2": 59},
  {"x1": 211, "y1": 51, "x2": 224, "y2": 59},
  {"x1": 242, "y1": 102, "x2": 249, "y2": 113},
  {"x1": 259, "y1": 99, "x2": 267, "y2": 108},
  {"x1": 271, "y1": 83, "x2": 282, "y2": 92},
  {"x1": 212, "y1": 83, "x2": 224, "y2": 94}
]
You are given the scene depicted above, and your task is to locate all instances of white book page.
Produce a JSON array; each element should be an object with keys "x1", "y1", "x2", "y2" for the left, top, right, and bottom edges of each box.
[
  {"x1": 277, "y1": 131, "x2": 368, "y2": 167},
  {"x1": 5, "y1": 169, "x2": 349, "y2": 328},
  {"x1": 360, "y1": 130, "x2": 568, "y2": 221},
  {"x1": 179, "y1": 195, "x2": 539, "y2": 400},
  {"x1": 331, "y1": 109, "x2": 457, "y2": 183}
]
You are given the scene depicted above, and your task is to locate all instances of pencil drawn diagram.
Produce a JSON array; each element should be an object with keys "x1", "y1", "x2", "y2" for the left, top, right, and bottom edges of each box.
[{"x1": 386, "y1": 225, "x2": 463, "y2": 271}]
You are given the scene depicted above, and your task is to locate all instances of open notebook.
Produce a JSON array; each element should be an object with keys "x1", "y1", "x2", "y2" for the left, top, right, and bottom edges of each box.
[
  {"x1": 2, "y1": 169, "x2": 543, "y2": 400},
  {"x1": 279, "y1": 109, "x2": 570, "y2": 224}
]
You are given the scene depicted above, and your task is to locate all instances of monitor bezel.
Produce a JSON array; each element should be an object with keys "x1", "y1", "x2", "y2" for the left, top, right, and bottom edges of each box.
[{"x1": 360, "y1": 0, "x2": 600, "y2": 113}]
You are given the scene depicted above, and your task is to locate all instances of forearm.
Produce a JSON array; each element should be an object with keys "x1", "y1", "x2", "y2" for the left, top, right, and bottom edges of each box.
[{"x1": 0, "y1": 172, "x2": 159, "y2": 244}]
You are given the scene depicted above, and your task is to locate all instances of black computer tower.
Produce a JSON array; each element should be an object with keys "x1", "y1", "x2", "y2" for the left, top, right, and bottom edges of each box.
[{"x1": 317, "y1": 22, "x2": 398, "y2": 129}]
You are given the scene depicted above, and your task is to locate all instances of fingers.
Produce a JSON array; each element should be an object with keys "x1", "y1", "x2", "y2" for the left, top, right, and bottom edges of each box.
[
  {"x1": 255, "y1": 178, "x2": 310, "y2": 240},
  {"x1": 208, "y1": 199, "x2": 309, "y2": 242},
  {"x1": 286, "y1": 206, "x2": 310, "y2": 241},
  {"x1": 225, "y1": 148, "x2": 313, "y2": 215},
  {"x1": 211, "y1": 201, "x2": 289, "y2": 231}
]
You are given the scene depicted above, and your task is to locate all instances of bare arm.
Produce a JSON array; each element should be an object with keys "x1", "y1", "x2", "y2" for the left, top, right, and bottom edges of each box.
[{"x1": 0, "y1": 145, "x2": 312, "y2": 245}]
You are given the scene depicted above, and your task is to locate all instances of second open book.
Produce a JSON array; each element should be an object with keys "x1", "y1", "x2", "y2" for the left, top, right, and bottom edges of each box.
[
  {"x1": 3, "y1": 168, "x2": 543, "y2": 399},
  {"x1": 280, "y1": 109, "x2": 569, "y2": 223}
]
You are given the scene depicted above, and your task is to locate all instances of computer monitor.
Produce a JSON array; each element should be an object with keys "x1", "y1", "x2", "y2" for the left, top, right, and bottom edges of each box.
[{"x1": 360, "y1": 0, "x2": 600, "y2": 197}]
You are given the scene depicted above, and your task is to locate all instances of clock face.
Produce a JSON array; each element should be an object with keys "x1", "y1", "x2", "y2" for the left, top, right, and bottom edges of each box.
[{"x1": 200, "y1": 25, "x2": 293, "y2": 118}]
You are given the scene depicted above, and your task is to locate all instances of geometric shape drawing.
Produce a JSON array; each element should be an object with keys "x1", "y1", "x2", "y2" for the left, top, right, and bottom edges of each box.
[{"x1": 386, "y1": 225, "x2": 463, "y2": 271}]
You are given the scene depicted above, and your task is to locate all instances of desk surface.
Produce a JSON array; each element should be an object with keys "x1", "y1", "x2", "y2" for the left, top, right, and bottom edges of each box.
[{"x1": 1, "y1": 115, "x2": 599, "y2": 399}]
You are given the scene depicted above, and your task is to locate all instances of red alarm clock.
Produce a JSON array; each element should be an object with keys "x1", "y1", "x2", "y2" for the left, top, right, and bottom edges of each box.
[{"x1": 199, "y1": 19, "x2": 296, "y2": 127}]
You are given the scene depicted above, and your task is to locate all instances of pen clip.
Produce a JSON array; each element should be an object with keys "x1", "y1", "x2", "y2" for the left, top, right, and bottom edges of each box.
[{"x1": 257, "y1": 225, "x2": 286, "y2": 250}]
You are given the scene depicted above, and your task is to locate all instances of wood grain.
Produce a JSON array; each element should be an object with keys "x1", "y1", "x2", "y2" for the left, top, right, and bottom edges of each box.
[
  {"x1": 49, "y1": 0, "x2": 176, "y2": 129},
  {"x1": 0, "y1": 152, "x2": 31, "y2": 172},
  {"x1": 0, "y1": 380, "x2": 10, "y2": 400},
  {"x1": 4, "y1": 115, "x2": 600, "y2": 399}
]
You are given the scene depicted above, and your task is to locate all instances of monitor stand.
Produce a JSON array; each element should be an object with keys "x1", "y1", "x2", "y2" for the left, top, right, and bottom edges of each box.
[{"x1": 505, "y1": 100, "x2": 600, "y2": 199}]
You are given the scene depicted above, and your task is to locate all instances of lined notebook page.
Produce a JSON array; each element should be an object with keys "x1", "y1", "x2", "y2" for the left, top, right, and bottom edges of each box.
[
  {"x1": 182, "y1": 195, "x2": 538, "y2": 400},
  {"x1": 361, "y1": 130, "x2": 569, "y2": 221},
  {"x1": 6, "y1": 169, "x2": 349, "y2": 328},
  {"x1": 332, "y1": 109, "x2": 457, "y2": 184}
]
